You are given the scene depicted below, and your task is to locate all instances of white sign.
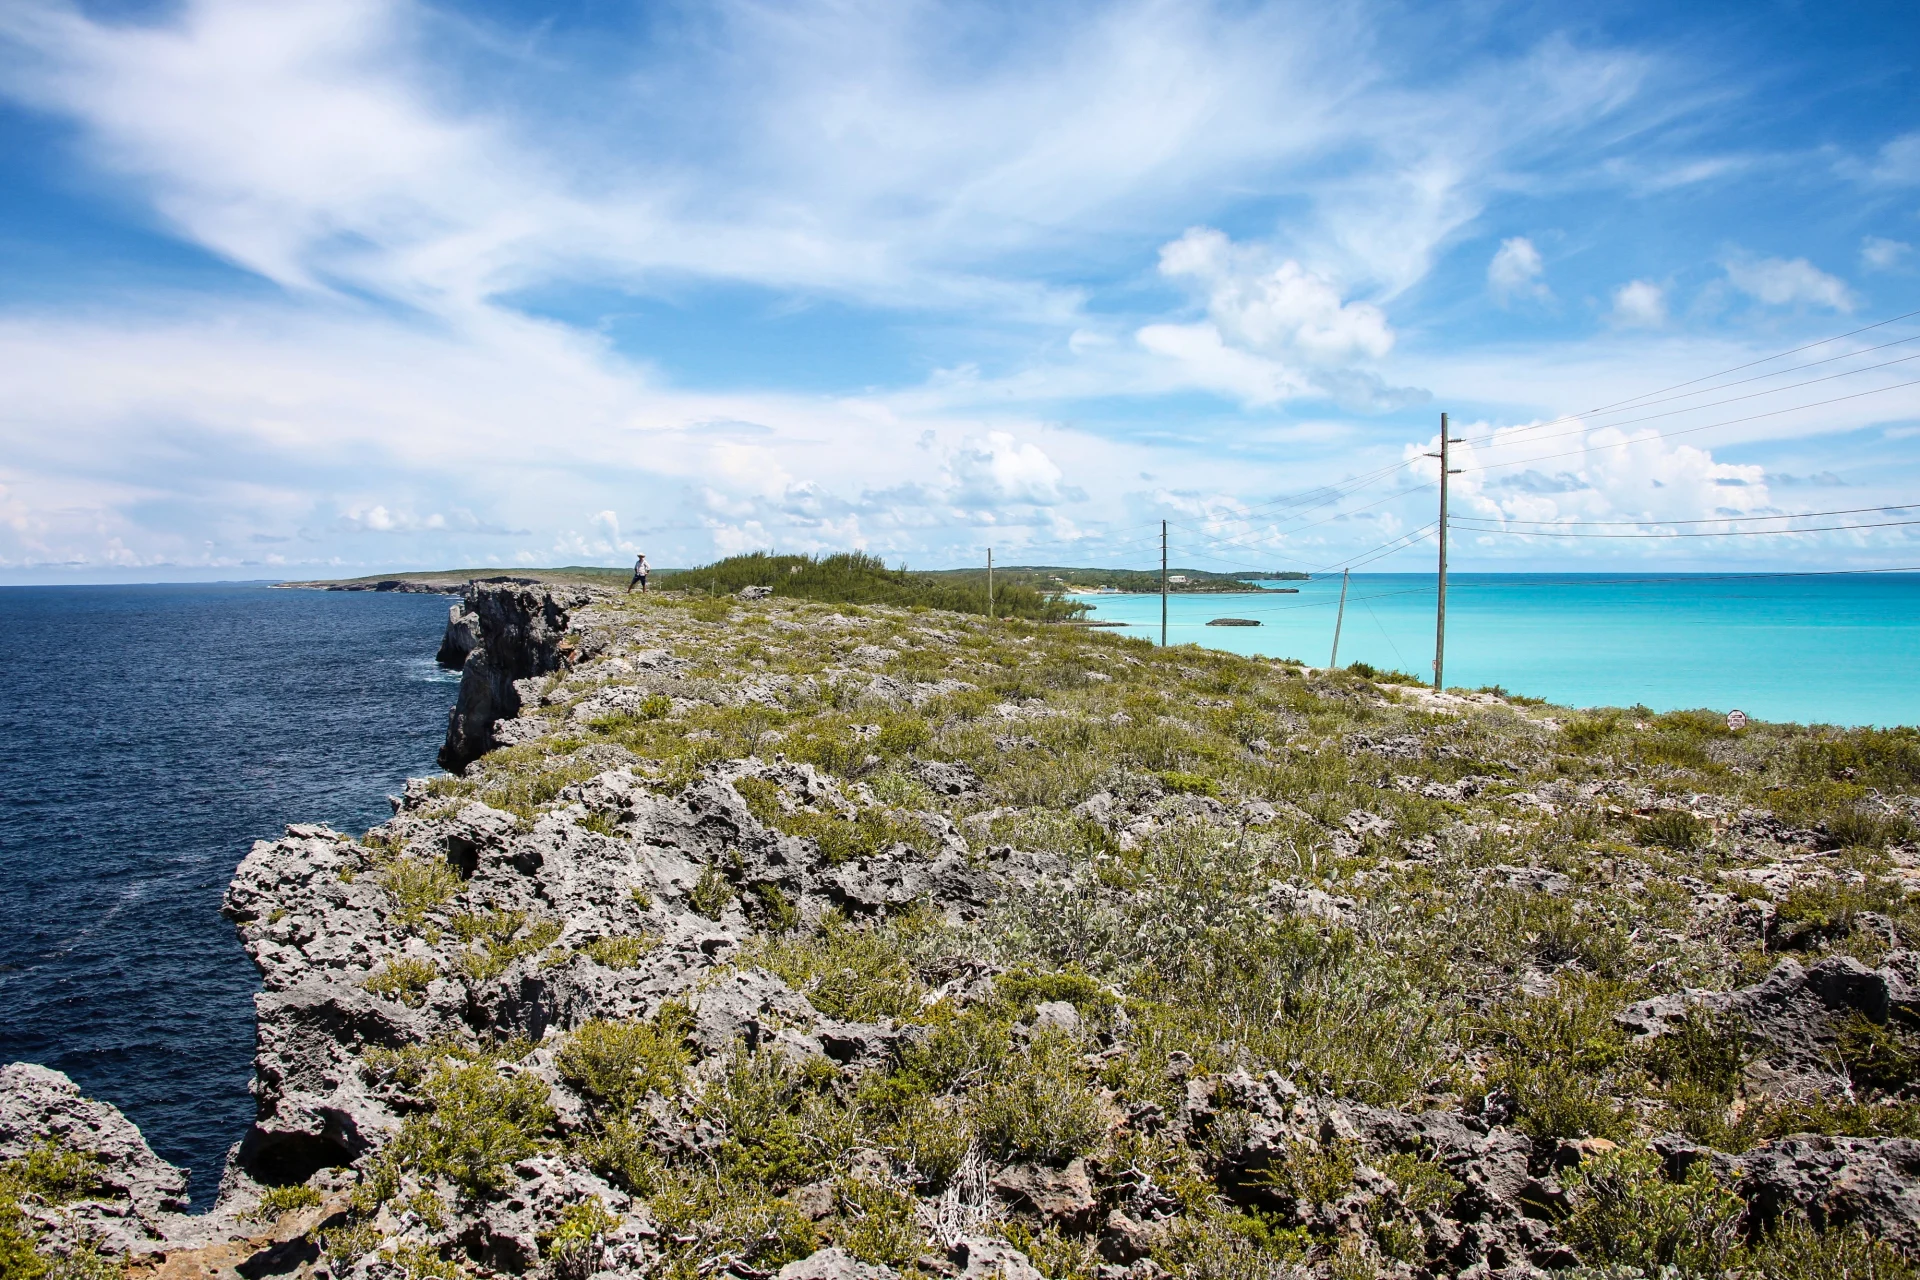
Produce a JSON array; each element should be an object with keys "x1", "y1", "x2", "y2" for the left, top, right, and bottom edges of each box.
[{"x1": 1727, "y1": 709, "x2": 1748, "y2": 731}]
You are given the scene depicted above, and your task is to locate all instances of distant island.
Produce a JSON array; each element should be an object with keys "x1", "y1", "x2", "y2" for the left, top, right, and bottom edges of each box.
[{"x1": 278, "y1": 553, "x2": 1309, "y2": 618}]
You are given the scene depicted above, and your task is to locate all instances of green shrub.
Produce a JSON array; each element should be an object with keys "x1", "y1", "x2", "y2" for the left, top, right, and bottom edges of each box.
[
  {"x1": 248, "y1": 1183, "x2": 322, "y2": 1221},
  {"x1": 854, "y1": 1075, "x2": 971, "y2": 1188},
  {"x1": 1157, "y1": 770, "x2": 1220, "y2": 797},
  {"x1": 662, "y1": 551, "x2": 1086, "y2": 621},
  {"x1": 1490, "y1": 891, "x2": 1630, "y2": 976},
  {"x1": 903, "y1": 1007, "x2": 1015, "y2": 1095},
  {"x1": 1743, "y1": 1211, "x2": 1917, "y2": 1279},
  {"x1": 1380, "y1": 1151, "x2": 1462, "y2": 1215},
  {"x1": 1775, "y1": 878, "x2": 1907, "y2": 950},
  {"x1": 382, "y1": 1242, "x2": 460, "y2": 1280},
  {"x1": 1836, "y1": 1011, "x2": 1920, "y2": 1093},
  {"x1": 644, "y1": 1168, "x2": 820, "y2": 1273},
  {"x1": 557, "y1": 1006, "x2": 694, "y2": 1114},
  {"x1": 577, "y1": 811, "x2": 623, "y2": 837},
  {"x1": 830, "y1": 1177, "x2": 923, "y2": 1267},
  {"x1": 363, "y1": 957, "x2": 438, "y2": 1006},
  {"x1": 379, "y1": 857, "x2": 464, "y2": 926},
  {"x1": 690, "y1": 866, "x2": 736, "y2": 919},
  {"x1": 1, "y1": 1140, "x2": 110, "y2": 1204},
  {"x1": 539, "y1": 1197, "x2": 621, "y2": 1280},
  {"x1": 579, "y1": 935, "x2": 656, "y2": 969},
  {"x1": 449, "y1": 908, "x2": 562, "y2": 981},
  {"x1": 1561, "y1": 1144, "x2": 1743, "y2": 1274},
  {"x1": 1480, "y1": 975, "x2": 1636, "y2": 1140},
  {"x1": 316, "y1": 1221, "x2": 381, "y2": 1269},
  {"x1": 0, "y1": 1196, "x2": 44, "y2": 1280},
  {"x1": 1639, "y1": 809, "x2": 1708, "y2": 851},
  {"x1": 750, "y1": 883, "x2": 799, "y2": 932},
  {"x1": 969, "y1": 1031, "x2": 1105, "y2": 1165},
  {"x1": 1641, "y1": 1008, "x2": 1756, "y2": 1147},
  {"x1": 1249, "y1": 1138, "x2": 1358, "y2": 1210},
  {"x1": 575, "y1": 1118, "x2": 660, "y2": 1196},
  {"x1": 1151, "y1": 1212, "x2": 1309, "y2": 1280},
  {"x1": 697, "y1": 1049, "x2": 824, "y2": 1191},
  {"x1": 744, "y1": 911, "x2": 928, "y2": 1022},
  {"x1": 388, "y1": 1062, "x2": 556, "y2": 1197}
]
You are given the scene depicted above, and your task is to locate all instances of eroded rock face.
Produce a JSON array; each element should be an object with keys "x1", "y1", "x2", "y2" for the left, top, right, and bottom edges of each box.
[
  {"x1": 0, "y1": 1064, "x2": 189, "y2": 1218},
  {"x1": 436, "y1": 602, "x2": 482, "y2": 669},
  {"x1": 440, "y1": 584, "x2": 598, "y2": 772},
  {"x1": 1618, "y1": 955, "x2": 1920, "y2": 1097},
  {"x1": 14, "y1": 585, "x2": 1920, "y2": 1280}
]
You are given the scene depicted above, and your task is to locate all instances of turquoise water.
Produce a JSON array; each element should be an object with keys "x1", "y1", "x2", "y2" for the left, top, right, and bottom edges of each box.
[{"x1": 1076, "y1": 573, "x2": 1920, "y2": 728}]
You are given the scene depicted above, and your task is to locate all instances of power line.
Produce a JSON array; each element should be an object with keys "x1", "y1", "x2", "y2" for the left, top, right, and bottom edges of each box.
[
  {"x1": 1452, "y1": 307, "x2": 1920, "y2": 450},
  {"x1": 1464, "y1": 350, "x2": 1920, "y2": 455},
  {"x1": 1459, "y1": 376, "x2": 1920, "y2": 475},
  {"x1": 1452, "y1": 516, "x2": 1920, "y2": 539},
  {"x1": 1456, "y1": 503, "x2": 1917, "y2": 528}
]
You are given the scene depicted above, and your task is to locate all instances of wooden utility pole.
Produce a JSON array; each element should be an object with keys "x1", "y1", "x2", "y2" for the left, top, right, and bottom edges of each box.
[
  {"x1": 1160, "y1": 520, "x2": 1169, "y2": 648},
  {"x1": 1329, "y1": 568, "x2": 1350, "y2": 669},
  {"x1": 1426, "y1": 412, "x2": 1462, "y2": 691},
  {"x1": 987, "y1": 548, "x2": 994, "y2": 620}
]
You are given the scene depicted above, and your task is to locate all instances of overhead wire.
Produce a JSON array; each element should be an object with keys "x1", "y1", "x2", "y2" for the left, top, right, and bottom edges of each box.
[
  {"x1": 1452, "y1": 516, "x2": 1920, "y2": 540},
  {"x1": 1449, "y1": 307, "x2": 1920, "y2": 451},
  {"x1": 1457, "y1": 503, "x2": 1915, "y2": 528},
  {"x1": 1462, "y1": 349, "x2": 1920, "y2": 455},
  {"x1": 1458, "y1": 376, "x2": 1920, "y2": 475}
]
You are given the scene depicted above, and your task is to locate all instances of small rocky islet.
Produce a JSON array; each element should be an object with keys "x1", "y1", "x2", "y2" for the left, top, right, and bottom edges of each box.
[{"x1": 7, "y1": 582, "x2": 1920, "y2": 1280}]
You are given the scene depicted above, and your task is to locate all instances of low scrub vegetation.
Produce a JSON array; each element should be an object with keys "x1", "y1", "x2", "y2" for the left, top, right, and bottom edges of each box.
[
  {"x1": 313, "y1": 585, "x2": 1920, "y2": 1277},
  {"x1": 660, "y1": 551, "x2": 1087, "y2": 621}
]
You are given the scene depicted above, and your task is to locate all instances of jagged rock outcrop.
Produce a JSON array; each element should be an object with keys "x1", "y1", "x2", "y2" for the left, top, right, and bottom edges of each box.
[
  {"x1": 10, "y1": 582, "x2": 1920, "y2": 1280},
  {"x1": 436, "y1": 601, "x2": 482, "y2": 669},
  {"x1": 0, "y1": 1063, "x2": 192, "y2": 1258},
  {"x1": 1618, "y1": 954, "x2": 1920, "y2": 1097},
  {"x1": 439, "y1": 584, "x2": 598, "y2": 772}
]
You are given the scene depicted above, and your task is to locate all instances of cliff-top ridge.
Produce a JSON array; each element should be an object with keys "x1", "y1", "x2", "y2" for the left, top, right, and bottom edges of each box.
[{"x1": 7, "y1": 582, "x2": 1920, "y2": 1280}]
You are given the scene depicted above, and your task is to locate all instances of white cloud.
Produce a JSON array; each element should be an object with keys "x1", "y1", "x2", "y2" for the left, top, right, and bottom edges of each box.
[
  {"x1": 1724, "y1": 256, "x2": 1856, "y2": 312},
  {"x1": 1160, "y1": 228, "x2": 1393, "y2": 364},
  {"x1": 1869, "y1": 132, "x2": 1920, "y2": 185},
  {"x1": 1409, "y1": 418, "x2": 1770, "y2": 532},
  {"x1": 947, "y1": 432, "x2": 1071, "y2": 507},
  {"x1": 1609, "y1": 279, "x2": 1667, "y2": 328},
  {"x1": 1134, "y1": 322, "x2": 1309, "y2": 407},
  {"x1": 1863, "y1": 236, "x2": 1913, "y2": 272},
  {"x1": 1137, "y1": 227, "x2": 1403, "y2": 408},
  {"x1": 0, "y1": 0, "x2": 1908, "y2": 576},
  {"x1": 1488, "y1": 237, "x2": 1550, "y2": 304}
]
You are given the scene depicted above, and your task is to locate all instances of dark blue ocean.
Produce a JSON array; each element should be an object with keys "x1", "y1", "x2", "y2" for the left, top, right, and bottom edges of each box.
[{"x1": 0, "y1": 584, "x2": 457, "y2": 1207}]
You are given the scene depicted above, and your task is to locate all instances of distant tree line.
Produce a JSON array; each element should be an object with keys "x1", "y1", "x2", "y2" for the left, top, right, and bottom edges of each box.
[{"x1": 659, "y1": 552, "x2": 1091, "y2": 621}]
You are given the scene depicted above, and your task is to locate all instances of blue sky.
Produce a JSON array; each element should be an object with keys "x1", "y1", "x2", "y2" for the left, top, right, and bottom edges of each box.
[{"x1": 0, "y1": 0, "x2": 1916, "y2": 580}]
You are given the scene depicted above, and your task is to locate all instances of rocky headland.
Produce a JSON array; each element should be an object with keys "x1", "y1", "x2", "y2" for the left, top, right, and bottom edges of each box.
[{"x1": 8, "y1": 582, "x2": 1920, "y2": 1280}]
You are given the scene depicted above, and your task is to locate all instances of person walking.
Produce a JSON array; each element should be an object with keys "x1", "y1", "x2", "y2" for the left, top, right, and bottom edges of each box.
[{"x1": 627, "y1": 553, "x2": 649, "y2": 594}]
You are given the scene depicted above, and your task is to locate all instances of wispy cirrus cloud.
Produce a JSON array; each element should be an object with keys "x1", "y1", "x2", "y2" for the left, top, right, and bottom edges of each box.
[{"x1": 0, "y1": 0, "x2": 1914, "y2": 576}]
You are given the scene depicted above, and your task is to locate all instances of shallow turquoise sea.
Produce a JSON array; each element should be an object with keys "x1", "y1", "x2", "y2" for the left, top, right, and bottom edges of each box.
[{"x1": 1076, "y1": 573, "x2": 1920, "y2": 728}]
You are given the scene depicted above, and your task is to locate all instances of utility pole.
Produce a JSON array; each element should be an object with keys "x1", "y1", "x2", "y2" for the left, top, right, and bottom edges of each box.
[
  {"x1": 1160, "y1": 520, "x2": 1169, "y2": 648},
  {"x1": 1329, "y1": 568, "x2": 1350, "y2": 669},
  {"x1": 1425, "y1": 412, "x2": 1462, "y2": 691},
  {"x1": 987, "y1": 548, "x2": 994, "y2": 621}
]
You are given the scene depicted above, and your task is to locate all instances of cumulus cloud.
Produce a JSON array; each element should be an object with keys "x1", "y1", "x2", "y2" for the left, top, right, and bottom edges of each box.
[
  {"x1": 1159, "y1": 228, "x2": 1393, "y2": 364},
  {"x1": 946, "y1": 432, "x2": 1072, "y2": 507},
  {"x1": 0, "y1": 0, "x2": 1903, "y2": 575},
  {"x1": 1863, "y1": 237, "x2": 1913, "y2": 272},
  {"x1": 1137, "y1": 227, "x2": 1405, "y2": 408},
  {"x1": 1487, "y1": 237, "x2": 1550, "y2": 305},
  {"x1": 1409, "y1": 418, "x2": 1771, "y2": 534},
  {"x1": 1725, "y1": 256, "x2": 1856, "y2": 311},
  {"x1": 1609, "y1": 280, "x2": 1667, "y2": 328}
]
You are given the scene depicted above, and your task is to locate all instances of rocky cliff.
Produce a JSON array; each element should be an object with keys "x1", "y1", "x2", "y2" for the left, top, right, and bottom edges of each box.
[{"x1": 8, "y1": 584, "x2": 1920, "y2": 1280}]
